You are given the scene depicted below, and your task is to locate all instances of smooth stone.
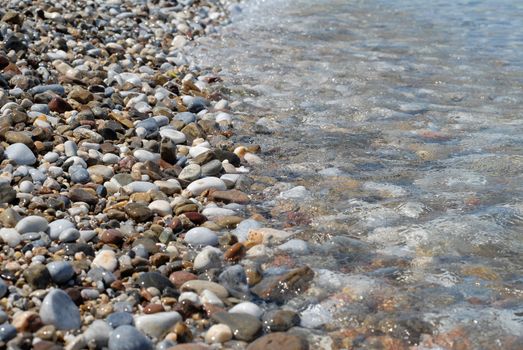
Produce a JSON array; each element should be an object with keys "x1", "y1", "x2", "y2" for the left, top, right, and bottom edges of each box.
[
  {"x1": 106, "y1": 312, "x2": 134, "y2": 328},
  {"x1": 232, "y1": 219, "x2": 263, "y2": 242},
  {"x1": 0, "y1": 279, "x2": 7, "y2": 298},
  {"x1": 64, "y1": 140, "x2": 78, "y2": 157},
  {"x1": 48, "y1": 219, "x2": 75, "y2": 240},
  {"x1": 178, "y1": 291, "x2": 200, "y2": 305},
  {"x1": 279, "y1": 186, "x2": 311, "y2": 200},
  {"x1": 200, "y1": 159, "x2": 223, "y2": 177},
  {"x1": 16, "y1": 216, "x2": 48, "y2": 234},
  {"x1": 43, "y1": 152, "x2": 60, "y2": 163},
  {"x1": 125, "y1": 203, "x2": 153, "y2": 222},
  {"x1": 186, "y1": 177, "x2": 227, "y2": 196},
  {"x1": 123, "y1": 181, "x2": 158, "y2": 193},
  {"x1": 40, "y1": 289, "x2": 81, "y2": 330},
  {"x1": 181, "y1": 280, "x2": 228, "y2": 299},
  {"x1": 174, "y1": 112, "x2": 196, "y2": 124},
  {"x1": 46, "y1": 261, "x2": 75, "y2": 284},
  {"x1": 159, "y1": 128, "x2": 187, "y2": 144},
  {"x1": 0, "y1": 228, "x2": 21, "y2": 247},
  {"x1": 209, "y1": 189, "x2": 250, "y2": 204},
  {"x1": 248, "y1": 227, "x2": 294, "y2": 245},
  {"x1": 69, "y1": 165, "x2": 91, "y2": 184},
  {"x1": 19, "y1": 180, "x2": 34, "y2": 193},
  {"x1": 205, "y1": 324, "x2": 232, "y2": 344},
  {"x1": 0, "y1": 208, "x2": 21, "y2": 227},
  {"x1": 179, "y1": 164, "x2": 201, "y2": 181},
  {"x1": 201, "y1": 207, "x2": 236, "y2": 218},
  {"x1": 229, "y1": 302, "x2": 263, "y2": 319},
  {"x1": 5, "y1": 143, "x2": 36, "y2": 165},
  {"x1": 148, "y1": 200, "x2": 172, "y2": 216},
  {"x1": 84, "y1": 320, "x2": 112, "y2": 348},
  {"x1": 184, "y1": 227, "x2": 218, "y2": 246},
  {"x1": 58, "y1": 228, "x2": 80, "y2": 243},
  {"x1": 23, "y1": 264, "x2": 51, "y2": 289},
  {"x1": 262, "y1": 310, "x2": 300, "y2": 332},
  {"x1": 108, "y1": 325, "x2": 152, "y2": 350},
  {"x1": 134, "y1": 312, "x2": 182, "y2": 339},
  {"x1": 277, "y1": 239, "x2": 309, "y2": 254},
  {"x1": 210, "y1": 312, "x2": 261, "y2": 341},
  {"x1": 251, "y1": 266, "x2": 314, "y2": 303},
  {"x1": 154, "y1": 180, "x2": 181, "y2": 195},
  {"x1": 215, "y1": 112, "x2": 232, "y2": 123},
  {"x1": 133, "y1": 149, "x2": 160, "y2": 163},
  {"x1": 92, "y1": 250, "x2": 118, "y2": 272},
  {"x1": 136, "y1": 272, "x2": 174, "y2": 292},
  {"x1": 200, "y1": 290, "x2": 224, "y2": 307},
  {"x1": 193, "y1": 246, "x2": 222, "y2": 271},
  {"x1": 88, "y1": 165, "x2": 114, "y2": 180},
  {"x1": 246, "y1": 333, "x2": 308, "y2": 350},
  {"x1": 0, "y1": 323, "x2": 16, "y2": 342}
]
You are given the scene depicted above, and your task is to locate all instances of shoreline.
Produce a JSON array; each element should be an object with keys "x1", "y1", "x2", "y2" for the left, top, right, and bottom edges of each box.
[{"x1": 0, "y1": 1, "x2": 315, "y2": 349}]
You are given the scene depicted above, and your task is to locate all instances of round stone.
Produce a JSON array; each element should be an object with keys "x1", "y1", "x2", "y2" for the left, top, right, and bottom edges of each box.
[
  {"x1": 229, "y1": 302, "x2": 263, "y2": 319},
  {"x1": 108, "y1": 325, "x2": 153, "y2": 350},
  {"x1": 19, "y1": 180, "x2": 34, "y2": 193},
  {"x1": 16, "y1": 216, "x2": 48, "y2": 234},
  {"x1": 48, "y1": 219, "x2": 75, "y2": 240},
  {"x1": 91, "y1": 250, "x2": 118, "y2": 272},
  {"x1": 186, "y1": 177, "x2": 227, "y2": 196},
  {"x1": 178, "y1": 164, "x2": 201, "y2": 181},
  {"x1": 58, "y1": 228, "x2": 80, "y2": 243},
  {"x1": 0, "y1": 323, "x2": 16, "y2": 342},
  {"x1": 148, "y1": 200, "x2": 172, "y2": 216},
  {"x1": 134, "y1": 312, "x2": 182, "y2": 339},
  {"x1": 46, "y1": 261, "x2": 75, "y2": 284},
  {"x1": 40, "y1": 289, "x2": 81, "y2": 330},
  {"x1": 5, "y1": 143, "x2": 36, "y2": 165},
  {"x1": 159, "y1": 128, "x2": 187, "y2": 144},
  {"x1": 133, "y1": 149, "x2": 160, "y2": 163},
  {"x1": 184, "y1": 227, "x2": 218, "y2": 246},
  {"x1": 205, "y1": 324, "x2": 232, "y2": 344},
  {"x1": 69, "y1": 165, "x2": 90, "y2": 184},
  {"x1": 0, "y1": 228, "x2": 21, "y2": 247},
  {"x1": 106, "y1": 312, "x2": 134, "y2": 328}
]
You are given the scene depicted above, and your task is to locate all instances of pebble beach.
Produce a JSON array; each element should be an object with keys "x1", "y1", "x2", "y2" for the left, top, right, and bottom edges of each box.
[{"x1": 0, "y1": 0, "x2": 312, "y2": 349}]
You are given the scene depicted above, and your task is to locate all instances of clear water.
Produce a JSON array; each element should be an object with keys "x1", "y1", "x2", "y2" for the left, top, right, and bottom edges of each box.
[{"x1": 195, "y1": 0, "x2": 523, "y2": 347}]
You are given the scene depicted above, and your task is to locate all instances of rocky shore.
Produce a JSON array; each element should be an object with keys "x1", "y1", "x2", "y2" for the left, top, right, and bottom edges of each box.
[{"x1": 0, "y1": 0, "x2": 315, "y2": 349}]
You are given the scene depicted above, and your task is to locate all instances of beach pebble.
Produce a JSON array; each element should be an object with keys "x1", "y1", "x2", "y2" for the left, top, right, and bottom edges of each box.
[
  {"x1": 107, "y1": 312, "x2": 134, "y2": 328},
  {"x1": 16, "y1": 216, "x2": 48, "y2": 234},
  {"x1": 0, "y1": 228, "x2": 21, "y2": 247},
  {"x1": 205, "y1": 324, "x2": 232, "y2": 344},
  {"x1": 46, "y1": 261, "x2": 75, "y2": 284},
  {"x1": 134, "y1": 312, "x2": 182, "y2": 339},
  {"x1": 186, "y1": 177, "x2": 227, "y2": 195},
  {"x1": 48, "y1": 219, "x2": 76, "y2": 240},
  {"x1": 84, "y1": 320, "x2": 112, "y2": 348},
  {"x1": 40, "y1": 289, "x2": 81, "y2": 330},
  {"x1": 0, "y1": 323, "x2": 17, "y2": 342},
  {"x1": 92, "y1": 250, "x2": 118, "y2": 272},
  {"x1": 108, "y1": 325, "x2": 153, "y2": 350},
  {"x1": 193, "y1": 246, "x2": 222, "y2": 271},
  {"x1": 19, "y1": 180, "x2": 34, "y2": 193},
  {"x1": 5, "y1": 143, "x2": 36, "y2": 165},
  {"x1": 229, "y1": 302, "x2": 263, "y2": 319},
  {"x1": 185, "y1": 227, "x2": 219, "y2": 246},
  {"x1": 148, "y1": 200, "x2": 172, "y2": 216}
]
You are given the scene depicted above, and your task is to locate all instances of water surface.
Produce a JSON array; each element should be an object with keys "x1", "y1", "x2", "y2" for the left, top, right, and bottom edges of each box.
[{"x1": 195, "y1": 0, "x2": 523, "y2": 347}]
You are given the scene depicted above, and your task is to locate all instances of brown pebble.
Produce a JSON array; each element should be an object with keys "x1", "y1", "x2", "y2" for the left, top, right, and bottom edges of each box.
[
  {"x1": 183, "y1": 211, "x2": 207, "y2": 224},
  {"x1": 223, "y1": 242, "x2": 246, "y2": 262},
  {"x1": 173, "y1": 322, "x2": 193, "y2": 343},
  {"x1": 169, "y1": 271, "x2": 198, "y2": 289},
  {"x1": 246, "y1": 333, "x2": 308, "y2": 350},
  {"x1": 144, "y1": 303, "x2": 165, "y2": 314}
]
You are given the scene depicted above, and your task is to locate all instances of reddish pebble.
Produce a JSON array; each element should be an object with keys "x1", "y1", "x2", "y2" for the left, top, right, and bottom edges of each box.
[{"x1": 169, "y1": 271, "x2": 198, "y2": 289}]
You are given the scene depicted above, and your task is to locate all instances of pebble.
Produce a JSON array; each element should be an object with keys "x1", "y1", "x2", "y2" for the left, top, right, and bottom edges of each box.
[
  {"x1": 185, "y1": 227, "x2": 219, "y2": 246},
  {"x1": 0, "y1": 228, "x2": 21, "y2": 247},
  {"x1": 58, "y1": 228, "x2": 80, "y2": 243},
  {"x1": 181, "y1": 280, "x2": 228, "y2": 299},
  {"x1": 19, "y1": 180, "x2": 34, "y2": 193},
  {"x1": 246, "y1": 333, "x2": 308, "y2": 350},
  {"x1": 84, "y1": 320, "x2": 112, "y2": 348},
  {"x1": 262, "y1": 310, "x2": 300, "y2": 332},
  {"x1": 5, "y1": 143, "x2": 36, "y2": 165},
  {"x1": 148, "y1": 200, "x2": 172, "y2": 216},
  {"x1": 205, "y1": 324, "x2": 233, "y2": 344},
  {"x1": 135, "y1": 312, "x2": 182, "y2": 339},
  {"x1": 107, "y1": 312, "x2": 134, "y2": 328},
  {"x1": 0, "y1": 279, "x2": 7, "y2": 298},
  {"x1": 210, "y1": 312, "x2": 261, "y2": 341},
  {"x1": 186, "y1": 177, "x2": 227, "y2": 195},
  {"x1": 16, "y1": 216, "x2": 48, "y2": 234},
  {"x1": 136, "y1": 272, "x2": 174, "y2": 292},
  {"x1": 193, "y1": 246, "x2": 222, "y2": 271},
  {"x1": 160, "y1": 129, "x2": 187, "y2": 144},
  {"x1": 92, "y1": 250, "x2": 118, "y2": 272},
  {"x1": 46, "y1": 261, "x2": 75, "y2": 284},
  {"x1": 179, "y1": 164, "x2": 202, "y2": 181},
  {"x1": 48, "y1": 219, "x2": 76, "y2": 240},
  {"x1": 277, "y1": 239, "x2": 310, "y2": 254},
  {"x1": 0, "y1": 323, "x2": 17, "y2": 342},
  {"x1": 229, "y1": 302, "x2": 263, "y2": 319},
  {"x1": 108, "y1": 325, "x2": 153, "y2": 350},
  {"x1": 40, "y1": 289, "x2": 81, "y2": 330}
]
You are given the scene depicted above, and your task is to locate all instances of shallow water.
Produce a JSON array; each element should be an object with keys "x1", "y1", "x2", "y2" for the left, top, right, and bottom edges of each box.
[{"x1": 195, "y1": 0, "x2": 523, "y2": 347}]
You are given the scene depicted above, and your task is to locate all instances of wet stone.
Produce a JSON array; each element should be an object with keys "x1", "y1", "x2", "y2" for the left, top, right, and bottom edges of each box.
[
  {"x1": 5, "y1": 143, "x2": 36, "y2": 165},
  {"x1": 125, "y1": 203, "x2": 153, "y2": 222},
  {"x1": 106, "y1": 312, "x2": 134, "y2": 328},
  {"x1": 246, "y1": 333, "x2": 308, "y2": 350},
  {"x1": 23, "y1": 264, "x2": 51, "y2": 289},
  {"x1": 210, "y1": 311, "x2": 262, "y2": 341},
  {"x1": 40, "y1": 289, "x2": 81, "y2": 330},
  {"x1": 136, "y1": 272, "x2": 174, "y2": 292},
  {"x1": 108, "y1": 325, "x2": 153, "y2": 350},
  {"x1": 0, "y1": 183, "x2": 17, "y2": 204},
  {"x1": 262, "y1": 310, "x2": 301, "y2": 332},
  {"x1": 46, "y1": 261, "x2": 75, "y2": 284},
  {"x1": 251, "y1": 266, "x2": 314, "y2": 303}
]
